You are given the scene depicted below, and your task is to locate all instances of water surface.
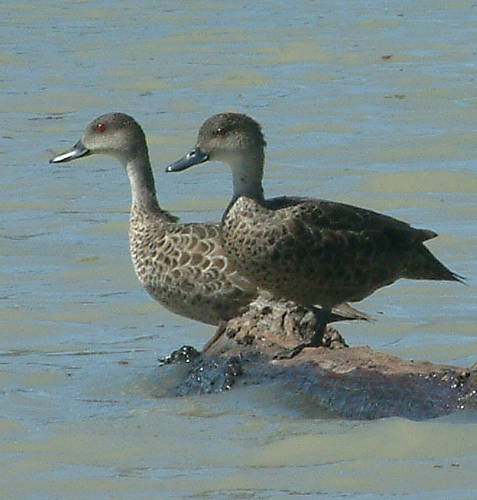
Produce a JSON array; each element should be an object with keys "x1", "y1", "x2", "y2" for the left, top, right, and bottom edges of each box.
[{"x1": 1, "y1": 1, "x2": 477, "y2": 498}]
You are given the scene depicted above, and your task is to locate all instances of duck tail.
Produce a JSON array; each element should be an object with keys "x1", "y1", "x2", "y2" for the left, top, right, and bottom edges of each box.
[
  {"x1": 404, "y1": 244, "x2": 465, "y2": 283},
  {"x1": 330, "y1": 303, "x2": 374, "y2": 322}
]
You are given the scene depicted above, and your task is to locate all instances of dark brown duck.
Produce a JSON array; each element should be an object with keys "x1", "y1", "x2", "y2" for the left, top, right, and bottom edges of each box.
[{"x1": 167, "y1": 112, "x2": 463, "y2": 347}]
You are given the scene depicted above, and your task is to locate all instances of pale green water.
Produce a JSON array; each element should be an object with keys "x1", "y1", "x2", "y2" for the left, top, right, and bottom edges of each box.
[{"x1": 1, "y1": 1, "x2": 477, "y2": 498}]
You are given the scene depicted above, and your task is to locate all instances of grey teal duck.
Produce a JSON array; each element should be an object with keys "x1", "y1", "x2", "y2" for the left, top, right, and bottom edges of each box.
[
  {"x1": 50, "y1": 113, "x2": 366, "y2": 328},
  {"x1": 166, "y1": 112, "x2": 464, "y2": 348}
]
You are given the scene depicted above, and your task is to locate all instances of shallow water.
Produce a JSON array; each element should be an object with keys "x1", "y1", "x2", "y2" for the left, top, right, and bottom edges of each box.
[{"x1": 1, "y1": 0, "x2": 477, "y2": 498}]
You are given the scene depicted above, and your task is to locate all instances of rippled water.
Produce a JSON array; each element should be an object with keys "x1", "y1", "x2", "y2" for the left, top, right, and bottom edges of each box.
[{"x1": 1, "y1": 1, "x2": 477, "y2": 498}]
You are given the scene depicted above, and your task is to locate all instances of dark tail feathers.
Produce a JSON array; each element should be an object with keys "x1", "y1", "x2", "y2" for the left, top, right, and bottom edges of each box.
[{"x1": 404, "y1": 244, "x2": 465, "y2": 283}]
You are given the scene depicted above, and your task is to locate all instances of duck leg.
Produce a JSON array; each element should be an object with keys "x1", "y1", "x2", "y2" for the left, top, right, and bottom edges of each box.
[
  {"x1": 274, "y1": 307, "x2": 332, "y2": 360},
  {"x1": 309, "y1": 307, "x2": 331, "y2": 346},
  {"x1": 202, "y1": 321, "x2": 227, "y2": 353}
]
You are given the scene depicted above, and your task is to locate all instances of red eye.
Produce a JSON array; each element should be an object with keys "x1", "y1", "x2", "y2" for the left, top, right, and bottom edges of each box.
[
  {"x1": 96, "y1": 123, "x2": 106, "y2": 132},
  {"x1": 216, "y1": 127, "x2": 226, "y2": 136}
]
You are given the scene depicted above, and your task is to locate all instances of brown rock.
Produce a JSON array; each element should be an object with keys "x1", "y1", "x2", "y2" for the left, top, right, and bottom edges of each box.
[{"x1": 162, "y1": 294, "x2": 477, "y2": 420}]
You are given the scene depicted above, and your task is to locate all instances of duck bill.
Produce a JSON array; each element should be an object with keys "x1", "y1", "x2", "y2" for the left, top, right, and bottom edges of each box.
[
  {"x1": 165, "y1": 147, "x2": 209, "y2": 172},
  {"x1": 49, "y1": 140, "x2": 91, "y2": 164}
]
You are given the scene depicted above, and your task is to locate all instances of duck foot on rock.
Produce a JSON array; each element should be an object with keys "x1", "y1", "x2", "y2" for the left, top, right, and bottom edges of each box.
[{"x1": 273, "y1": 327, "x2": 349, "y2": 359}]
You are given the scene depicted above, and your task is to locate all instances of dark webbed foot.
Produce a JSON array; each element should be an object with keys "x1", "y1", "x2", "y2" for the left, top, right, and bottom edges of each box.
[
  {"x1": 274, "y1": 308, "x2": 332, "y2": 359},
  {"x1": 273, "y1": 324, "x2": 348, "y2": 360},
  {"x1": 273, "y1": 329, "x2": 326, "y2": 360},
  {"x1": 321, "y1": 327, "x2": 348, "y2": 349},
  {"x1": 273, "y1": 342, "x2": 309, "y2": 360}
]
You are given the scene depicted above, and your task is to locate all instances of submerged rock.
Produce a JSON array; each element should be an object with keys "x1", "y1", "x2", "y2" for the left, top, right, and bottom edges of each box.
[{"x1": 159, "y1": 294, "x2": 477, "y2": 420}]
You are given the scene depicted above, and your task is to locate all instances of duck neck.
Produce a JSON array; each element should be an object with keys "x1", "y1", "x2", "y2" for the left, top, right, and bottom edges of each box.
[
  {"x1": 123, "y1": 145, "x2": 161, "y2": 214},
  {"x1": 230, "y1": 150, "x2": 265, "y2": 203}
]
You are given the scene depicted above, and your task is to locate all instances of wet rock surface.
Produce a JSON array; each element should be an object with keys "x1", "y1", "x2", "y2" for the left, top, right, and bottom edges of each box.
[{"x1": 158, "y1": 295, "x2": 477, "y2": 420}]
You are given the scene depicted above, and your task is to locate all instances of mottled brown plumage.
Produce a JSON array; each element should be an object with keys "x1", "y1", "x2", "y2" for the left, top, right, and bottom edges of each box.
[
  {"x1": 167, "y1": 112, "x2": 463, "y2": 346},
  {"x1": 50, "y1": 113, "x2": 255, "y2": 325},
  {"x1": 222, "y1": 195, "x2": 461, "y2": 308},
  {"x1": 50, "y1": 113, "x2": 367, "y2": 328},
  {"x1": 129, "y1": 208, "x2": 255, "y2": 324}
]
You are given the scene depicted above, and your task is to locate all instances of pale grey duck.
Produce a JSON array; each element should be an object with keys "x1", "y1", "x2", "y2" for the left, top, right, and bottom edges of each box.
[
  {"x1": 166, "y1": 112, "x2": 464, "y2": 347},
  {"x1": 50, "y1": 113, "x2": 366, "y2": 328}
]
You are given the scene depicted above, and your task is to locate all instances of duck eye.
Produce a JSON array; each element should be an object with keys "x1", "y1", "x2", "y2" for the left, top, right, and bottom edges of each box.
[
  {"x1": 96, "y1": 123, "x2": 106, "y2": 132},
  {"x1": 216, "y1": 127, "x2": 227, "y2": 136}
]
